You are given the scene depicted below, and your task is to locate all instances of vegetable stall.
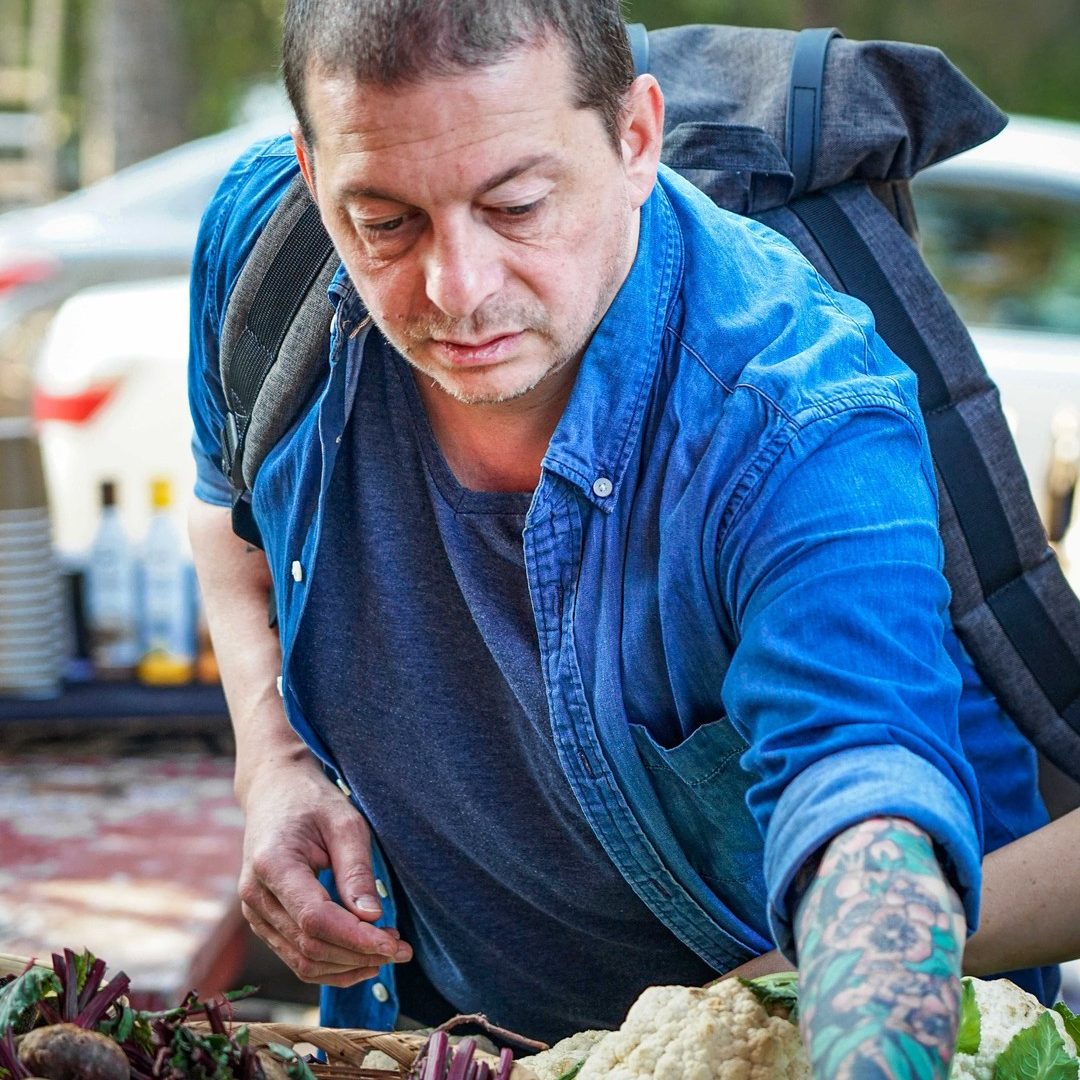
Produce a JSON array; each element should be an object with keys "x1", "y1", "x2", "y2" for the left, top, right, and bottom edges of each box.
[{"x1": 3, "y1": 950, "x2": 1078, "y2": 1079}]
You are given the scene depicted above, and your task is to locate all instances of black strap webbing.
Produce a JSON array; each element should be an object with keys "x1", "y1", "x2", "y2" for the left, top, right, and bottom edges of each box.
[
  {"x1": 790, "y1": 190, "x2": 1080, "y2": 724},
  {"x1": 786, "y1": 28, "x2": 841, "y2": 199}
]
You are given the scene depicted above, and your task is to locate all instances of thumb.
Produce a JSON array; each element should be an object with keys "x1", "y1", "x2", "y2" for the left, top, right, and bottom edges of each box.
[{"x1": 326, "y1": 812, "x2": 383, "y2": 923}]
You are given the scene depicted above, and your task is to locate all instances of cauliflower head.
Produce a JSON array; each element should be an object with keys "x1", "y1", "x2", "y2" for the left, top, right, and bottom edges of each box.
[
  {"x1": 949, "y1": 978, "x2": 1077, "y2": 1080},
  {"x1": 573, "y1": 980, "x2": 809, "y2": 1080},
  {"x1": 518, "y1": 1029, "x2": 612, "y2": 1080}
]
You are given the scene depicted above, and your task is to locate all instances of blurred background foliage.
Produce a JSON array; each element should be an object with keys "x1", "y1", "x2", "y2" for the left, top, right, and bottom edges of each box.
[{"x1": 40, "y1": 0, "x2": 1080, "y2": 184}]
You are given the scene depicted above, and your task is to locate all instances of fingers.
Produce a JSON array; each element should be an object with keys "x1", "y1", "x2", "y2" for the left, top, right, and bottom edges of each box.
[
  {"x1": 326, "y1": 818, "x2": 387, "y2": 923},
  {"x1": 238, "y1": 764, "x2": 414, "y2": 986},
  {"x1": 240, "y1": 881, "x2": 413, "y2": 984},
  {"x1": 255, "y1": 885, "x2": 400, "y2": 966},
  {"x1": 244, "y1": 905, "x2": 384, "y2": 987},
  {"x1": 250, "y1": 848, "x2": 400, "y2": 953}
]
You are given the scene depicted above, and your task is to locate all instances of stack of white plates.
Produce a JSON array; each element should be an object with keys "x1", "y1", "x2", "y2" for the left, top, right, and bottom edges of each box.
[{"x1": 0, "y1": 421, "x2": 64, "y2": 698}]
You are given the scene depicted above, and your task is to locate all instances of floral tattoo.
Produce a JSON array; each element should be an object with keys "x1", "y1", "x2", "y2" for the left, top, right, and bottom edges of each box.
[{"x1": 794, "y1": 816, "x2": 966, "y2": 1079}]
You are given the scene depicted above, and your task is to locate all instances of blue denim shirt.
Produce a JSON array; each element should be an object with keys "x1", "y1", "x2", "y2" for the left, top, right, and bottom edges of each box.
[{"x1": 190, "y1": 135, "x2": 1050, "y2": 1029}]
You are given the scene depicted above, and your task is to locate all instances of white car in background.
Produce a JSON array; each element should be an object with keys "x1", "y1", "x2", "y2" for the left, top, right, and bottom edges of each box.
[
  {"x1": 32, "y1": 116, "x2": 1080, "y2": 581},
  {"x1": 0, "y1": 109, "x2": 291, "y2": 420},
  {"x1": 34, "y1": 276, "x2": 192, "y2": 556}
]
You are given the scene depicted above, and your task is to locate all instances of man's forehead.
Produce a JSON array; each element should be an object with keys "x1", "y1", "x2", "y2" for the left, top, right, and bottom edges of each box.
[{"x1": 305, "y1": 40, "x2": 581, "y2": 150}]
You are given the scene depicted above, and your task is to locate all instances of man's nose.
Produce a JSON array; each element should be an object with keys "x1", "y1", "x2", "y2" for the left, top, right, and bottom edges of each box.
[{"x1": 423, "y1": 220, "x2": 501, "y2": 320}]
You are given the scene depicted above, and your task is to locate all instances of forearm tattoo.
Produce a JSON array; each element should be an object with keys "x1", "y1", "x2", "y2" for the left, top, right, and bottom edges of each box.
[{"x1": 794, "y1": 816, "x2": 966, "y2": 1080}]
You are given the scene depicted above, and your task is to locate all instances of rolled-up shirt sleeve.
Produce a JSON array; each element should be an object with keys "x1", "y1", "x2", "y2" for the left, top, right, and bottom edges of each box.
[{"x1": 718, "y1": 387, "x2": 984, "y2": 959}]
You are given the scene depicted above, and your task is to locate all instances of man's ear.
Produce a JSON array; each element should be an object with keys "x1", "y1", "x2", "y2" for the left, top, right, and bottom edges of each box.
[
  {"x1": 620, "y1": 74, "x2": 664, "y2": 210},
  {"x1": 292, "y1": 123, "x2": 318, "y2": 202}
]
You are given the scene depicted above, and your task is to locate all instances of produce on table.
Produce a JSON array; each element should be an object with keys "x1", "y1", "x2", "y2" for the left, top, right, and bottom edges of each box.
[
  {"x1": 519, "y1": 978, "x2": 808, "y2": 1080},
  {"x1": 4, "y1": 951, "x2": 1079, "y2": 1080},
  {"x1": 404, "y1": 1031, "x2": 516, "y2": 1080},
  {"x1": 0, "y1": 949, "x2": 313, "y2": 1080},
  {"x1": 17, "y1": 1023, "x2": 129, "y2": 1080},
  {"x1": 515, "y1": 972, "x2": 1080, "y2": 1080},
  {"x1": 950, "y1": 976, "x2": 1080, "y2": 1079},
  {"x1": 510, "y1": 1031, "x2": 609, "y2": 1080}
]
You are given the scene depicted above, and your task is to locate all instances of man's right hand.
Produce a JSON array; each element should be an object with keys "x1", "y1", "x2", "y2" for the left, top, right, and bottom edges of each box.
[{"x1": 237, "y1": 753, "x2": 413, "y2": 987}]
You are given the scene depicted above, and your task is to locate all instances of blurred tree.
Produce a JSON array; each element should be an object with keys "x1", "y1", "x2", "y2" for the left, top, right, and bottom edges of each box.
[
  {"x1": 79, "y1": 0, "x2": 191, "y2": 181},
  {"x1": 55, "y1": 0, "x2": 1080, "y2": 185},
  {"x1": 176, "y1": 0, "x2": 284, "y2": 136}
]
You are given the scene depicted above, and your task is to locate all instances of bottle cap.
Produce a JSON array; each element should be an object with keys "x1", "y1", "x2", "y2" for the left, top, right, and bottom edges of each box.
[{"x1": 100, "y1": 480, "x2": 116, "y2": 508}]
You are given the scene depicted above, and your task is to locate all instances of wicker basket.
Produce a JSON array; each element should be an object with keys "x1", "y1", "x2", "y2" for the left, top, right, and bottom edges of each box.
[
  {"x1": 0, "y1": 952, "x2": 51, "y2": 979},
  {"x1": 188, "y1": 1020, "x2": 538, "y2": 1078}
]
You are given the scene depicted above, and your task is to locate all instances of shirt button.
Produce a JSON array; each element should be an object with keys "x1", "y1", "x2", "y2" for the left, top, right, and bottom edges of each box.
[
  {"x1": 592, "y1": 476, "x2": 613, "y2": 498},
  {"x1": 375, "y1": 878, "x2": 389, "y2": 899},
  {"x1": 371, "y1": 981, "x2": 390, "y2": 1003},
  {"x1": 291, "y1": 560, "x2": 304, "y2": 583},
  {"x1": 275, "y1": 675, "x2": 284, "y2": 698},
  {"x1": 336, "y1": 777, "x2": 352, "y2": 798}
]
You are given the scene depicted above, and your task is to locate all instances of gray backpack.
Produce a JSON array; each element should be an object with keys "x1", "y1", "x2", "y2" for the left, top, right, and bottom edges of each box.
[{"x1": 217, "y1": 25, "x2": 1080, "y2": 780}]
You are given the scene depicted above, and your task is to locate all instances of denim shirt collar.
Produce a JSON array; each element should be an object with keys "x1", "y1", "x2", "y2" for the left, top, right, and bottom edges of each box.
[
  {"x1": 325, "y1": 172, "x2": 685, "y2": 512},
  {"x1": 328, "y1": 261, "x2": 358, "y2": 312},
  {"x1": 542, "y1": 174, "x2": 683, "y2": 512}
]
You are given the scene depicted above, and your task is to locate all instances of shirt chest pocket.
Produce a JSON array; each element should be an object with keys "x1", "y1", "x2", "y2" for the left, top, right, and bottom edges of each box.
[{"x1": 630, "y1": 717, "x2": 767, "y2": 929}]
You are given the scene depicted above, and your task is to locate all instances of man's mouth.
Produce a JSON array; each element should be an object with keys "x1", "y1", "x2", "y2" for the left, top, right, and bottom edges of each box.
[{"x1": 431, "y1": 331, "x2": 523, "y2": 366}]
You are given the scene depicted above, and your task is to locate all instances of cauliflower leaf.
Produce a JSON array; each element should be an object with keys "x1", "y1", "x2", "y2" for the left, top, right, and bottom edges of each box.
[
  {"x1": 958, "y1": 978, "x2": 982, "y2": 1054},
  {"x1": 1054, "y1": 1004, "x2": 1080, "y2": 1052},
  {"x1": 741, "y1": 972, "x2": 800, "y2": 1021},
  {"x1": 993, "y1": 1012, "x2": 1078, "y2": 1080}
]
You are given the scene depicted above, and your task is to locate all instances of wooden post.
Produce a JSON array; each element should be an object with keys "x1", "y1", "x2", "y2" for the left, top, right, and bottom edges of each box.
[{"x1": 0, "y1": 0, "x2": 64, "y2": 207}]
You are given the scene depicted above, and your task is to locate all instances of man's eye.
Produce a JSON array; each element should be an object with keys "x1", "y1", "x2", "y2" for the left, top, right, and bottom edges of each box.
[
  {"x1": 499, "y1": 201, "x2": 539, "y2": 218},
  {"x1": 362, "y1": 216, "x2": 405, "y2": 234}
]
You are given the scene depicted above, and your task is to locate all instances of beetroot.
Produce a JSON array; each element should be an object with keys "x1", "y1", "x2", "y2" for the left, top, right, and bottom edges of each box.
[{"x1": 18, "y1": 1022, "x2": 129, "y2": 1080}]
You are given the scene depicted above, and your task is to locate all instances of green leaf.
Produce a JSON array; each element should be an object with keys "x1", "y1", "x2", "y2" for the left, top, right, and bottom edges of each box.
[
  {"x1": 1054, "y1": 1003, "x2": 1080, "y2": 1051},
  {"x1": 266, "y1": 1042, "x2": 319, "y2": 1080},
  {"x1": 0, "y1": 968, "x2": 61, "y2": 1033},
  {"x1": 741, "y1": 970, "x2": 800, "y2": 1019},
  {"x1": 994, "y1": 1012, "x2": 1079, "y2": 1080},
  {"x1": 956, "y1": 978, "x2": 981, "y2": 1055},
  {"x1": 72, "y1": 950, "x2": 96, "y2": 992},
  {"x1": 554, "y1": 1063, "x2": 585, "y2": 1080}
]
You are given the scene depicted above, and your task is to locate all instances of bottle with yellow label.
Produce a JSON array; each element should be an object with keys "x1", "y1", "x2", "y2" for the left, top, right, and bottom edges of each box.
[{"x1": 137, "y1": 477, "x2": 194, "y2": 685}]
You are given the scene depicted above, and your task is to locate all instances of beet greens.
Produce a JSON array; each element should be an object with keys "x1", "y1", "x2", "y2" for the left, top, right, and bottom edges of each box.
[{"x1": 0, "y1": 949, "x2": 272, "y2": 1080}]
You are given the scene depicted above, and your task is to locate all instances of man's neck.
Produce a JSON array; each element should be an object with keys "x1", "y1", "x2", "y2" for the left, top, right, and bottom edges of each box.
[{"x1": 413, "y1": 362, "x2": 578, "y2": 494}]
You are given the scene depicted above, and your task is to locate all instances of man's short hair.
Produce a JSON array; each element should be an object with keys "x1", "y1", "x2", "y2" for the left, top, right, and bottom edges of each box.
[{"x1": 282, "y1": 0, "x2": 635, "y2": 150}]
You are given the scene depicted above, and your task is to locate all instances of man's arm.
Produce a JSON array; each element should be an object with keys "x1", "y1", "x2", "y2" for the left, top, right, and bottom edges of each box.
[
  {"x1": 794, "y1": 816, "x2": 965, "y2": 1079},
  {"x1": 721, "y1": 805, "x2": 1080, "y2": 985},
  {"x1": 964, "y1": 806, "x2": 1080, "y2": 975},
  {"x1": 190, "y1": 498, "x2": 411, "y2": 985}
]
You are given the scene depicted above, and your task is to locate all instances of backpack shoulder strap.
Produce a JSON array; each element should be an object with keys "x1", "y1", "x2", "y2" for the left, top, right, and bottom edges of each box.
[
  {"x1": 784, "y1": 184, "x2": 1080, "y2": 775},
  {"x1": 219, "y1": 173, "x2": 338, "y2": 547},
  {"x1": 786, "y1": 27, "x2": 841, "y2": 199}
]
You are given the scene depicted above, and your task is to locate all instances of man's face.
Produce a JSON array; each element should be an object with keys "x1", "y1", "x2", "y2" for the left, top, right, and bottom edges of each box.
[{"x1": 296, "y1": 40, "x2": 659, "y2": 407}]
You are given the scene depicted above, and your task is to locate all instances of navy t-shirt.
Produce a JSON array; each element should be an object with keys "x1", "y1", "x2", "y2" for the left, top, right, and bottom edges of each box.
[{"x1": 291, "y1": 339, "x2": 716, "y2": 1043}]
